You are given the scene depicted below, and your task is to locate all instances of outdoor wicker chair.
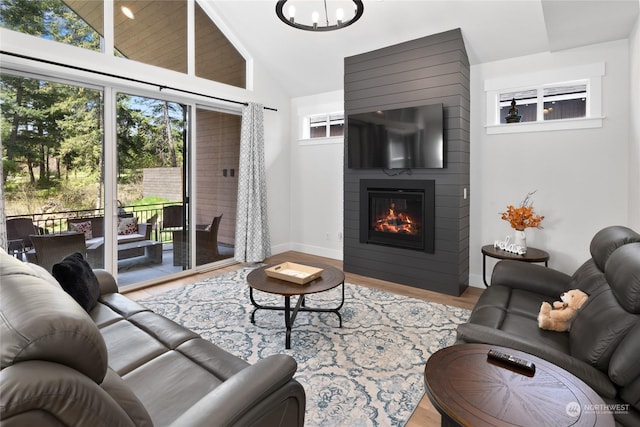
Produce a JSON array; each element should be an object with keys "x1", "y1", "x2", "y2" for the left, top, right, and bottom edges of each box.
[
  {"x1": 29, "y1": 233, "x2": 87, "y2": 273},
  {"x1": 6, "y1": 217, "x2": 37, "y2": 256}
]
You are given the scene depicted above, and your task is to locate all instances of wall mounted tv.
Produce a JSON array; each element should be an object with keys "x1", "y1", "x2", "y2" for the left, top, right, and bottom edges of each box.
[{"x1": 347, "y1": 103, "x2": 445, "y2": 169}]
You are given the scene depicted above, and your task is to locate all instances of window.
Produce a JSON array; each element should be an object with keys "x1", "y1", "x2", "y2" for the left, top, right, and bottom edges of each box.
[
  {"x1": 498, "y1": 83, "x2": 587, "y2": 124},
  {"x1": 485, "y1": 63, "x2": 604, "y2": 134},
  {"x1": 307, "y1": 113, "x2": 344, "y2": 139},
  {"x1": 0, "y1": 0, "x2": 103, "y2": 52}
]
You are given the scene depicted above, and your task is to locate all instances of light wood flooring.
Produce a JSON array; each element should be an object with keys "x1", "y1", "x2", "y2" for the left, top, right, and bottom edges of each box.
[{"x1": 125, "y1": 251, "x2": 483, "y2": 427}]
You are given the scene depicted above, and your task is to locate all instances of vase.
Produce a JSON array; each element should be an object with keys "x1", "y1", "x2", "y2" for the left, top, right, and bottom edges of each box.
[{"x1": 514, "y1": 229, "x2": 527, "y2": 253}]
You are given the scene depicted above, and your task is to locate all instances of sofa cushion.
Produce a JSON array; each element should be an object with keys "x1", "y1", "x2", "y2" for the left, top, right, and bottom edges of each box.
[
  {"x1": 570, "y1": 287, "x2": 638, "y2": 372},
  {"x1": 590, "y1": 225, "x2": 640, "y2": 271},
  {"x1": 118, "y1": 217, "x2": 138, "y2": 235},
  {"x1": 605, "y1": 243, "x2": 640, "y2": 314},
  {"x1": 52, "y1": 252, "x2": 101, "y2": 312},
  {"x1": 69, "y1": 220, "x2": 93, "y2": 240}
]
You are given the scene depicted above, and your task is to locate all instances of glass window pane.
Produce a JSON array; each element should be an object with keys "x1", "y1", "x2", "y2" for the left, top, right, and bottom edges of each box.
[
  {"x1": 499, "y1": 90, "x2": 537, "y2": 123},
  {"x1": 329, "y1": 114, "x2": 344, "y2": 136},
  {"x1": 115, "y1": 94, "x2": 188, "y2": 284},
  {"x1": 543, "y1": 84, "x2": 587, "y2": 121},
  {"x1": 114, "y1": 0, "x2": 187, "y2": 73},
  {"x1": 310, "y1": 126, "x2": 326, "y2": 138},
  {"x1": 195, "y1": 108, "x2": 239, "y2": 266},
  {"x1": 0, "y1": 0, "x2": 103, "y2": 52},
  {"x1": 195, "y1": 3, "x2": 246, "y2": 88},
  {"x1": 1, "y1": 73, "x2": 104, "y2": 269}
]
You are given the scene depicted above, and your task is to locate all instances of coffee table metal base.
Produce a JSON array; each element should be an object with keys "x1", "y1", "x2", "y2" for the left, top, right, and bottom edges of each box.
[{"x1": 249, "y1": 283, "x2": 344, "y2": 349}]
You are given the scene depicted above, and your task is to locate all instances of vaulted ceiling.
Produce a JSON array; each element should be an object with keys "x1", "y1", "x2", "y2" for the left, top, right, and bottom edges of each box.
[
  {"x1": 209, "y1": 0, "x2": 639, "y2": 97},
  {"x1": 64, "y1": 1, "x2": 640, "y2": 98}
]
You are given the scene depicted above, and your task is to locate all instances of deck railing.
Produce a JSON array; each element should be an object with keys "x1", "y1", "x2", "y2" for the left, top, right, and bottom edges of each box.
[{"x1": 7, "y1": 202, "x2": 182, "y2": 243}]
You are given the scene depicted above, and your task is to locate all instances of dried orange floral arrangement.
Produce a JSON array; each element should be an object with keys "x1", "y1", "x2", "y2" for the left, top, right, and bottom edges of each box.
[{"x1": 501, "y1": 191, "x2": 544, "y2": 231}]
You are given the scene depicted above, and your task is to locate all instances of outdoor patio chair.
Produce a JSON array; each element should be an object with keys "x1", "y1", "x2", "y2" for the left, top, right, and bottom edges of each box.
[
  {"x1": 172, "y1": 214, "x2": 223, "y2": 266},
  {"x1": 29, "y1": 233, "x2": 87, "y2": 274},
  {"x1": 161, "y1": 205, "x2": 183, "y2": 239},
  {"x1": 196, "y1": 214, "x2": 223, "y2": 265},
  {"x1": 6, "y1": 217, "x2": 37, "y2": 256}
]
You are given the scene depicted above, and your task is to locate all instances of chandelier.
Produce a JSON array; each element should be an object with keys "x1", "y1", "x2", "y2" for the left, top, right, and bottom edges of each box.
[{"x1": 275, "y1": 0, "x2": 364, "y2": 32}]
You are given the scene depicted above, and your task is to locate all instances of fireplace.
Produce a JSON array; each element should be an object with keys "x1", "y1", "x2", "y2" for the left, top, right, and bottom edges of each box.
[{"x1": 360, "y1": 179, "x2": 435, "y2": 253}]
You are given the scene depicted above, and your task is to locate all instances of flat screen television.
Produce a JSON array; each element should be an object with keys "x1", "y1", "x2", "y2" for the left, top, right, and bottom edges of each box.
[{"x1": 347, "y1": 103, "x2": 445, "y2": 169}]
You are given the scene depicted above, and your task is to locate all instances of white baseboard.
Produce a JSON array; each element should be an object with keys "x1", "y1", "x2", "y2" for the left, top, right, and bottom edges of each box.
[{"x1": 289, "y1": 242, "x2": 343, "y2": 261}]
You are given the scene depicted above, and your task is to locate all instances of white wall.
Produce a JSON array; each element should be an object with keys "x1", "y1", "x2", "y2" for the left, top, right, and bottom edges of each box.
[
  {"x1": 629, "y1": 15, "x2": 640, "y2": 231},
  {"x1": 289, "y1": 91, "x2": 344, "y2": 260},
  {"x1": 469, "y1": 39, "x2": 631, "y2": 286},
  {"x1": 288, "y1": 39, "x2": 634, "y2": 290}
]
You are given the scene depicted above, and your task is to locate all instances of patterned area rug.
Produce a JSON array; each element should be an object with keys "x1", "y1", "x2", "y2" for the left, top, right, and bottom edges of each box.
[{"x1": 139, "y1": 267, "x2": 470, "y2": 426}]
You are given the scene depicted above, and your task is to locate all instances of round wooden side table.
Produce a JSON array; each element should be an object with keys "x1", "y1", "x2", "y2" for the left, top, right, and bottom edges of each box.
[
  {"x1": 424, "y1": 343, "x2": 614, "y2": 427},
  {"x1": 481, "y1": 245, "x2": 549, "y2": 287}
]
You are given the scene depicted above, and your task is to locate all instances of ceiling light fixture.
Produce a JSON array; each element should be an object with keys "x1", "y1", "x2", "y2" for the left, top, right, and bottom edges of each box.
[
  {"x1": 276, "y1": 0, "x2": 364, "y2": 32},
  {"x1": 121, "y1": 6, "x2": 135, "y2": 20}
]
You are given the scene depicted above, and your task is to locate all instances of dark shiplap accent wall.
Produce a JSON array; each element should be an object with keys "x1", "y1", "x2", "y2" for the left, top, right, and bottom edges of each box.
[{"x1": 343, "y1": 29, "x2": 470, "y2": 296}]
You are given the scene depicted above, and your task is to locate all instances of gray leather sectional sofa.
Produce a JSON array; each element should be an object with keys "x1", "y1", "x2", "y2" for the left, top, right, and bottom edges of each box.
[
  {"x1": 0, "y1": 251, "x2": 306, "y2": 426},
  {"x1": 457, "y1": 226, "x2": 640, "y2": 426}
]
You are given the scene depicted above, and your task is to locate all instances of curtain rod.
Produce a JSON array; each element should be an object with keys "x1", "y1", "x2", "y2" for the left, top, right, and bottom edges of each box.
[{"x1": 0, "y1": 50, "x2": 278, "y2": 112}]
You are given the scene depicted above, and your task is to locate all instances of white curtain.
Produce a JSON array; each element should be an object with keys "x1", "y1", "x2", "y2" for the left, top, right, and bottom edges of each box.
[{"x1": 234, "y1": 102, "x2": 271, "y2": 262}]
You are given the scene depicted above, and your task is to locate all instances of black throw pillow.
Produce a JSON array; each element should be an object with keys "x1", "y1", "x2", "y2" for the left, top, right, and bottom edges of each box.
[{"x1": 52, "y1": 252, "x2": 101, "y2": 312}]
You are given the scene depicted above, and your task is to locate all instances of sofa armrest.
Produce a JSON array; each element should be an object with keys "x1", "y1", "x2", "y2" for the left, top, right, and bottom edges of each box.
[
  {"x1": 1, "y1": 361, "x2": 139, "y2": 426},
  {"x1": 456, "y1": 323, "x2": 617, "y2": 398},
  {"x1": 169, "y1": 354, "x2": 304, "y2": 427},
  {"x1": 93, "y1": 269, "x2": 119, "y2": 295},
  {"x1": 491, "y1": 260, "x2": 572, "y2": 296},
  {"x1": 137, "y1": 223, "x2": 151, "y2": 240}
]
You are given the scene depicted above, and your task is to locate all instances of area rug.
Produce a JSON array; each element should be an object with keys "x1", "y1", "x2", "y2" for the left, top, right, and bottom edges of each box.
[{"x1": 139, "y1": 267, "x2": 470, "y2": 426}]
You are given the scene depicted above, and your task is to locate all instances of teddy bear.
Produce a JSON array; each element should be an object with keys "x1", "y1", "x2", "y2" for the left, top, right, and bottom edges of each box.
[{"x1": 537, "y1": 289, "x2": 589, "y2": 332}]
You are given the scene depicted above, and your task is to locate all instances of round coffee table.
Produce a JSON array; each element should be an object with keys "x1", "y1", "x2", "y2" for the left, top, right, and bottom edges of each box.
[
  {"x1": 247, "y1": 263, "x2": 345, "y2": 349},
  {"x1": 424, "y1": 343, "x2": 614, "y2": 427}
]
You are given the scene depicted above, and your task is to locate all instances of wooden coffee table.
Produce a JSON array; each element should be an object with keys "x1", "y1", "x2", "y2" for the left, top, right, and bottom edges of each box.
[
  {"x1": 424, "y1": 343, "x2": 614, "y2": 427},
  {"x1": 247, "y1": 263, "x2": 345, "y2": 349}
]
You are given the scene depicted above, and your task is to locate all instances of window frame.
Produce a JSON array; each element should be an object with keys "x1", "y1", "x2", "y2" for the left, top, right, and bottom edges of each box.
[
  {"x1": 485, "y1": 62, "x2": 605, "y2": 134},
  {"x1": 300, "y1": 111, "x2": 344, "y2": 144}
]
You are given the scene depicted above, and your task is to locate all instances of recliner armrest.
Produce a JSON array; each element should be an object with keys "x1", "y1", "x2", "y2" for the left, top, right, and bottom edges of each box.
[
  {"x1": 491, "y1": 260, "x2": 571, "y2": 296},
  {"x1": 169, "y1": 354, "x2": 304, "y2": 427},
  {"x1": 94, "y1": 269, "x2": 119, "y2": 295}
]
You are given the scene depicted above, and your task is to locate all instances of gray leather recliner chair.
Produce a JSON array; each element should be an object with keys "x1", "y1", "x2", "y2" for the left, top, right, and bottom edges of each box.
[{"x1": 457, "y1": 225, "x2": 640, "y2": 426}]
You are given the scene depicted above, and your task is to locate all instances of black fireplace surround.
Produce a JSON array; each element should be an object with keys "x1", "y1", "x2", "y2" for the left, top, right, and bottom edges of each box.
[{"x1": 360, "y1": 179, "x2": 435, "y2": 253}]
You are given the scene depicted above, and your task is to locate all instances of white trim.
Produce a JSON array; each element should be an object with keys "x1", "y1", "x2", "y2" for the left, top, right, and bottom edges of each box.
[
  {"x1": 297, "y1": 137, "x2": 344, "y2": 146},
  {"x1": 485, "y1": 62, "x2": 605, "y2": 133},
  {"x1": 486, "y1": 116, "x2": 604, "y2": 134}
]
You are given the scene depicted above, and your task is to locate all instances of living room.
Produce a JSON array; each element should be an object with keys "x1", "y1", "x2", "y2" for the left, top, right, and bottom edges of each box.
[{"x1": 1, "y1": 1, "x2": 640, "y2": 426}]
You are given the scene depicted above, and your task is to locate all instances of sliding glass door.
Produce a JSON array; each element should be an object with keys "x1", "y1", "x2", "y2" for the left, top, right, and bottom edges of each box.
[
  {"x1": 193, "y1": 107, "x2": 240, "y2": 266},
  {"x1": 115, "y1": 93, "x2": 190, "y2": 285}
]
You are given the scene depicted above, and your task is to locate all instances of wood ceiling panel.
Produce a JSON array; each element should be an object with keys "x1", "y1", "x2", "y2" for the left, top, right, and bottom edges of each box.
[
  {"x1": 114, "y1": 0, "x2": 187, "y2": 73},
  {"x1": 63, "y1": 0, "x2": 244, "y2": 87}
]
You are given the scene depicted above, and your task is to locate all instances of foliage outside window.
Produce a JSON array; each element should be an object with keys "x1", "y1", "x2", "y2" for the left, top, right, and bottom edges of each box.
[
  {"x1": 1, "y1": 73, "x2": 185, "y2": 219},
  {"x1": 0, "y1": 0, "x2": 103, "y2": 51},
  {"x1": 308, "y1": 113, "x2": 344, "y2": 139},
  {"x1": 1, "y1": 0, "x2": 247, "y2": 89}
]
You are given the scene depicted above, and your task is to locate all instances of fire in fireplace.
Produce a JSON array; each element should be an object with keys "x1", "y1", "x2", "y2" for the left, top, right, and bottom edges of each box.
[
  {"x1": 372, "y1": 201, "x2": 420, "y2": 235},
  {"x1": 360, "y1": 179, "x2": 435, "y2": 253}
]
